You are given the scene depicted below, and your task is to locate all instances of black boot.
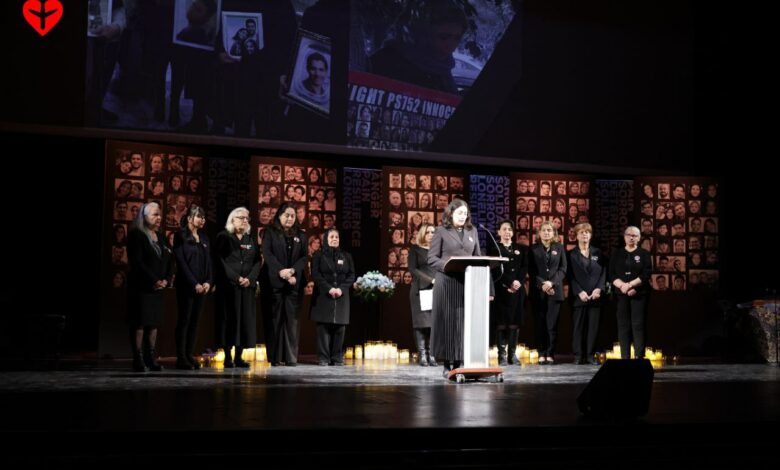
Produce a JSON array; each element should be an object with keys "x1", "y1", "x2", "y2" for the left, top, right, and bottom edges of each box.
[
  {"x1": 132, "y1": 352, "x2": 148, "y2": 373},
  {"x1": 414, "y1": 329, "x2": 429, "y2": 366},
  {"x1": 508, "y1": 329, "x2": 521, "y2": 365},
  {"x1": 144, "y1": 347, "x2": 164, "y2": 371},
  {"x1": 497, "y1": 330, "x2": 508, "y2": 366},
  {"x1": 235, "y1": 347, "x2": 251, "y2": 368},
  {"x1": 442, "y1": 361, "x2": 452, "y2": 378},
  {"x1": 224, "y1": 346, "x2": 235, "y2": 368},
  {"x1": 427, "y1": 350, "x2": 437, "y2": 367},
  {"x1": 176, "y1": 335, "x2": 193, "y2": 370}
]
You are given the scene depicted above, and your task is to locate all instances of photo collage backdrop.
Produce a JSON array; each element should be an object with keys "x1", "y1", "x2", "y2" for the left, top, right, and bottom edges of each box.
[
  {"x1": 250, "y1": 157, "x2": 342, "y2": 297},
  {"x1": 382, "y1": 166, "x2": 469, "y2": 287},
  {"x1": 105, "y1": 140, "x2": 207, "y2": 290},
  {"x1": 510, "y1": 173, "x2": 594, "y2": 250},
  {"x1": 635, "y1": 177, "x2": 721, "y2": 292}
]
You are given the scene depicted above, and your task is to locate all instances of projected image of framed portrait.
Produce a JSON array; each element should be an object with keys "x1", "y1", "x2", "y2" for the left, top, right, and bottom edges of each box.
[
  {"x1": 173, "y1": 0, "x2": 222, "y2": 51},
  {"x1": 285, "y1": 29, "x2": 332, "y2": 117}
]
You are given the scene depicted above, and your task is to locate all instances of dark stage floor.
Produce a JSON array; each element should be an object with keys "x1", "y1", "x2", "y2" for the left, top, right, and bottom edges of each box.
[{"x1": 1, "y1": 360, "x2": 778, "y2": 468}]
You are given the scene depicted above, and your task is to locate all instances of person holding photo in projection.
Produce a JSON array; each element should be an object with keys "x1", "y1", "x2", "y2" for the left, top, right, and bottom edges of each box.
[{"x1": 369, "y1": 0, "x2": 467, "y2": 94}]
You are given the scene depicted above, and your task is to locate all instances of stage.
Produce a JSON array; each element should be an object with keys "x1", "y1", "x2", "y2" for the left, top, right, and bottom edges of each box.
[{"x1": 1, "y1": 359, "x2": 778, "y2": 467}]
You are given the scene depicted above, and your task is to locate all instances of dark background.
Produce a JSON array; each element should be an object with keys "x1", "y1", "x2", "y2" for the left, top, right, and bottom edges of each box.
[{"x1": 1, "y1": 1, "x2": 772, "y2": 356}]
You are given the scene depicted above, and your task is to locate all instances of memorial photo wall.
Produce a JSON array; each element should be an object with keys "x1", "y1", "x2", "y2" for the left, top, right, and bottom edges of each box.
[
  {"x1": 510, "y1": 173, "x2": 594, "y2": 250},
  {"x1": 382, "y1": 166, "x2": 469, "y2": 285},
  {"x1": 250, "y1": 157, "x2": 341, "y2": 253},
  {"x1": 105, "y1": 140, "x2": 207, "y2": 289},
  {"x1": 635, "y1": 177, "x2": 721, "y2": 291}
]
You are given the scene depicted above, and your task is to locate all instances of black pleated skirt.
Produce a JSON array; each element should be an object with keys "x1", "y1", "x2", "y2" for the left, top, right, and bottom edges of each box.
[{"x1": 430, "y1": 271, "x2": 465, "y2": 362}]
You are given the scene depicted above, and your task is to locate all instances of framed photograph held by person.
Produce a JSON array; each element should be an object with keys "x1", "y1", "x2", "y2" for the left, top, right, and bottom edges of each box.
[{"x1": 285, "y1": 29, "x2": 332, "y2": 117}]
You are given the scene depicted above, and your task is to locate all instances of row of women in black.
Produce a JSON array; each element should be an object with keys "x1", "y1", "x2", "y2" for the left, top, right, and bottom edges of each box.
[
  {"x1": 126, "y1": 201, "x2": 354, "y2": 371},
  {"x1": 486, "y1": 221, "x2": 651, "y2": 365},
  {"x1": 408, "y1": 211, "x2": 652, "y2": 374}
]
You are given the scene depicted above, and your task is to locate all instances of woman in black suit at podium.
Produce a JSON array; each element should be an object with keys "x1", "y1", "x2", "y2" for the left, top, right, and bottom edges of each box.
[
  {"x1": 408, "y1": 223, "x2": 437, "y2": 366},
  {"x1": 216, "y1": 207, "x2": 261, "y2": 368},
  {"x1": 262, "y1": 203, "x2": 308, "y2": 366},
  {"x1": 487, "y1": 220, "x2": 528, "y2": 366},
  {"x1": 126, "y1": 202, "x2": 173, "y2": 372},
  {"x1": 528, "y1": 221, "x2": 567, "y2": 364},
  {"x1": 567, "y1": 222, "x2": 606, "y2": 365},
  {"x1": 310, "y1": 228, "x2": 355, "y2": 366},
  {"x1": 428, "y1": 199, "x2": 486, "y2": 377},
  {"x1": 609, "y1": 225, "x2": 653, "y2": 359}
]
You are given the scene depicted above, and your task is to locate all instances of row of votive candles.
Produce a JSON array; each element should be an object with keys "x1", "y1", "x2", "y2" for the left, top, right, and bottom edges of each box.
[
  {"x1": 210, "y1": 345, "x2": 268, "y2": 364},
  {"x1": 205, "y1": 343, "x2": 668, "y2": 366}
]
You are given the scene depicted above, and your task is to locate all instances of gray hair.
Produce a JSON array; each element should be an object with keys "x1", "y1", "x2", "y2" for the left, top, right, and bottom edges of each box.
[
  {"x1": 225, "y1": 207, "x2": 250, "y2": 233},
  {"x1": 132, "y1": 202, "x2": 162, "y2": 254}
]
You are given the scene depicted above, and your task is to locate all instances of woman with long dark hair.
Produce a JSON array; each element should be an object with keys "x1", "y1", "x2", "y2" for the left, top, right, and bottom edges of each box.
[
  {"x1": 173, "y1": 205, "x2": 212, "y2": 370},
  {"x1": 428, "y1": 199, "x2": 490, "y2": 377},
  {"x1": 261, "y1": 202, "x2": 308, "y2": 366}
]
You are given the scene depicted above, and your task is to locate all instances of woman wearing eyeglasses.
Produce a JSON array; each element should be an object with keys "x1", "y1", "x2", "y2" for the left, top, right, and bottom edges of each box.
[
  {"x1": 216, "y1": 207, "x2": 261, "y2": 368},
  {"x1": 609, "y1": 226, "x2": 652, "y2": 359}
]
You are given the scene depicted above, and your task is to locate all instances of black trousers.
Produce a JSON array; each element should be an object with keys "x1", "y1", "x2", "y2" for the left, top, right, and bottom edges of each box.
[
  {"x1": 572, "y1": 305, "x2": 601, "y2": 359},
  {"x1": 316, "y1": 323, "x2": 346, "y2": 364},
  {"x1": 616, "y1": 296, "x2": 648, "y2": 359},
  {"x1": 224, "y1": 285, "x2": 257, "y2": 351},
  {"x1": 267, "y1": 290, "x2": 300, "y2": 364},
  {"x1": 532, "y1": 295, "x2": 561, "y2": 357},
  {"x1": 175, "y1": 289, "x2": 205, "y2": 358}
]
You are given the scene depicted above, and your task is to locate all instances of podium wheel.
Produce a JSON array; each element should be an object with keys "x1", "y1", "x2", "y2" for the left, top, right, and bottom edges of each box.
[
  {"x1": 496, "y1": 373, "x2": 504, "y2": 383},
  {"x1": 455, "y1": 374, "x2": 465, "y2": 383}
]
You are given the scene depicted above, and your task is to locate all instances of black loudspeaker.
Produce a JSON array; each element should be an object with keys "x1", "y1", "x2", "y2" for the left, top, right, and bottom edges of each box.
[{"x1": 577, "y1": 359, "x2": 654, "y2": 420}]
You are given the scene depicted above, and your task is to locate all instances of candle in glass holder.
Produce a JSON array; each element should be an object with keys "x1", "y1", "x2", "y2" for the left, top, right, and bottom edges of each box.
[
  {"x1": 529, "y1": 350, "x2": 539, "y2": 364},
  {"x1": 399, "y1": 349, "x2": 409, "y2": 363},
  {"x1": 355, "y1": 345, "x2": 363, "y2": 360},
  {"x1": 345, "y1": 347, "x2": 354, "y2": 360}
]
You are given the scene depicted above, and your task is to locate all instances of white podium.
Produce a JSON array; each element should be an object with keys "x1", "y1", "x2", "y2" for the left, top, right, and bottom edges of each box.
[{"x1": 443, "y1": 256, "x2": 507, "y2": 383}]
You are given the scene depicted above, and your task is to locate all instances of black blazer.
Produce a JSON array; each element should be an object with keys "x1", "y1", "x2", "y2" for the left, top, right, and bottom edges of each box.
[
  {"x1": 609, "y1": 247, "x2": 652, "y2": 297},
  {"x1": 216, "y1": 230, "x2": 261, "y2": 286},
  {"x1": 173, "y1": 229, "x2": 213, "y2": 289},
  {"x1": 262, "y1": 228, "x2": 308, "y2": 290},
  {"x1": 567, "y1": 246, "x2": 607, "y2": 306},
  {"x1": 310, "y1": 248, "x2": 355, "y2": 324},
  {"x1": 528, "y1": 242, "x2": 567, "y2": 301},
  {"x1": 126, "y1": 228, "x2": 173, "y2": 292},
  {"x1": 487, "y1": 242, "x2": 528, "y2": 294}
]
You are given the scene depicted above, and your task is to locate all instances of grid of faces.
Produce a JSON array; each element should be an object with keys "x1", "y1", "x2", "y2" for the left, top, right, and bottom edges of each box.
[
  {"x1": 111, "y1": 149, "x2": 204, "y2": 288},
  {"x1": 639, "y1": 181, "x2": 719, "y2": 291},
  {"x1": 348, "y1": 103, "x2": 448, "y2": 152},
  {"x1": 512, "y1": 177, "x2": 591, "y2": 249},
  {"x1": 256, "y1": 163, "x2": 338, "y2": 254},
  {"x1": 386, "y1": 171, "x2": 466, "y2": 285}
]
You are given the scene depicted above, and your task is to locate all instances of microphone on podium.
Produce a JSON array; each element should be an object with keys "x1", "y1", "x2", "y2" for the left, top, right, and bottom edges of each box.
[{"x1": 478, "y1": 223, "x2": 504, "y2": 280}]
